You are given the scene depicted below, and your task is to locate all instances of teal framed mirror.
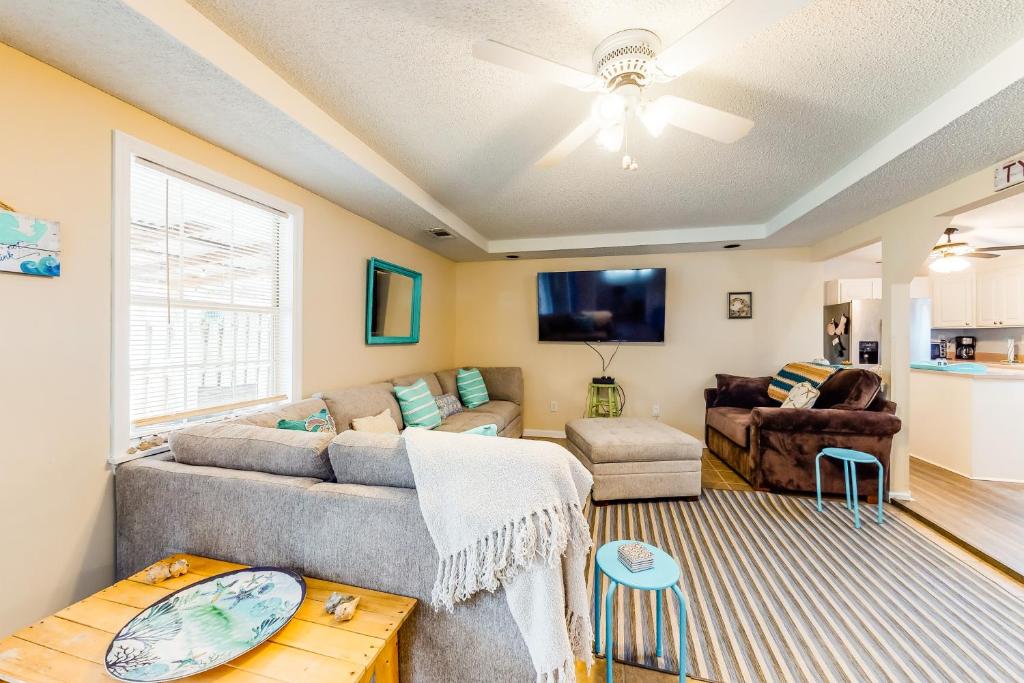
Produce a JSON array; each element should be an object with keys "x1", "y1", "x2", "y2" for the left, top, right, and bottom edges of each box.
[{"x1": 366, "y1": 257, "x2": 422, "y2": 344}]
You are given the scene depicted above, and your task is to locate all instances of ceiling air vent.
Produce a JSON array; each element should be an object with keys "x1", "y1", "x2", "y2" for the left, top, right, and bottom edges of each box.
[{"x1": 425, "y1": 227, "x2": 456, "y2": 240}]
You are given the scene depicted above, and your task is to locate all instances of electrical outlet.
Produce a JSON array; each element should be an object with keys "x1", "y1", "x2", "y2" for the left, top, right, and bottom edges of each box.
[
  {"x1": 549, "y1": 400, "x2": 559, "y2": 412},
  {"x1": 652, "y1": 403, "x2": 661, "y2": 418}
]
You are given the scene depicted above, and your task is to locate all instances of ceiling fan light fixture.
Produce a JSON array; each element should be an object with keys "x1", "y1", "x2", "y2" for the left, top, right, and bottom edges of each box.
[
  {"x1": 638, "y1": 99, "x2": 670, "y2": 137},
  {"x1": 929, "y1": 253, "x2": 970, "y2": 273},
  {"x1": 596, "y1": 123, "x2": 624, "y2": 152},
  {"x1": 592, "y1": 93, "x2": 626, "y2": 126}
]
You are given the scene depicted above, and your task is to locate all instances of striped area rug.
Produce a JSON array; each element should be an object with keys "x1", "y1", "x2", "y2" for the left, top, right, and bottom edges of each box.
[{"x1": 587, "y1": 489, "x2": 1024, "y2": 683}]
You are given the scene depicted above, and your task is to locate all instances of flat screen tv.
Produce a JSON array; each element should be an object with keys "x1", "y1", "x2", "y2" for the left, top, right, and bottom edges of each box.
[{"x1": 537, "y1": 268, "x2": 666, "y2": 342}]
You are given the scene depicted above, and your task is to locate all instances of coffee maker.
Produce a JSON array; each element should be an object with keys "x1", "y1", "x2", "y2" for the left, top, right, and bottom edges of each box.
[{"x1": 955, "y1": 336, "x2": 976, "y2": 360}]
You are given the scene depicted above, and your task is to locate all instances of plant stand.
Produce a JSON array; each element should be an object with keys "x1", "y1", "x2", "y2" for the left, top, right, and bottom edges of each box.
[{"x1": 586, "y1": 383, "x2": 622, "y2": 418}]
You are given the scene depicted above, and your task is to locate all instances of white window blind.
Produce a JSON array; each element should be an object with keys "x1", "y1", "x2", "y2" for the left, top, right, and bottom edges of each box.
[{"x1": 127, "y1": 157, "x2": 291, "y2": 434}]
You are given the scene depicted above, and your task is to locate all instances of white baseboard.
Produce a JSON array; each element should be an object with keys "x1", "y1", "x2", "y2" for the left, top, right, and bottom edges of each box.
[
  {"x1": 523, "y1": 428, "x2": 566, "y2": 438},
  {"x1": 910, "y1": 453, "x2": 1024, "y2": 483},
  {"x1": 888, "y1": 490, "x2": 913, "y2": 501}
]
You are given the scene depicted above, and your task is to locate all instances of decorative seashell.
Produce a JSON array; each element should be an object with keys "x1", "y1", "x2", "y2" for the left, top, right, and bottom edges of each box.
[
  {"x1": 324, "y1": 591, "x2": 356, "y2": 615},
  {"x1": 143, "y1": 562, "x2": 171, "y2": 584},
  {"x1": 332, "y1": 596, "x2": 359, "y2": 622},
  {"x1": 168, "y1": 558, "x2": 189, "y2": 577},
  {"x1": 126, "y1": 447, "x2": 138, "y2": 455}
]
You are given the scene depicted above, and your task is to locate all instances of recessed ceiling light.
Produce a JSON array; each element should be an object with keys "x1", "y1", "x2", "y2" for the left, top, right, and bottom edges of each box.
[
  {"x1": 505, "y1": 254, "x2": 520, "y2": 259},
  {"x1": 723, "y1": 243, "x2": 741, "y2": 249}
]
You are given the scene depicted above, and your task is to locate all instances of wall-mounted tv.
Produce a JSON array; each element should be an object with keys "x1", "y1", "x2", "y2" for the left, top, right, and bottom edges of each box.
[{"x1": 537, "y1": 268, "x2": 666, "y2": 342}]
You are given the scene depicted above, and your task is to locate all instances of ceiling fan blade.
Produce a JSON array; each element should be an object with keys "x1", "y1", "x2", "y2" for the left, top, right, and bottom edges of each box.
[
  {"x1": 473, "y1": 40, "x2": 603, "y2": 92},
  {"x1": 536, "y1": 117, "x2": 601, "y2": 167},
  {"x1": 965, "y1": 252, "x2": 1000, "y2": 259},
  {"x1": 656, "y1": 95, "x2": 754, "y2": 143},
  {"x1": 974, "y1": 245, "x2": 1024, "y2": 251},
  {"x1": 655, "y1": 0, "x2": 811, "y2": 79}
]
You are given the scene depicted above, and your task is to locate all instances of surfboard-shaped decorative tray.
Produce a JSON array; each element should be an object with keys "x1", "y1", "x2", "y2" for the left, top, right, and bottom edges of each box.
[{"x1": 104, "y1": 567, "x2": 305, "y2": 682}]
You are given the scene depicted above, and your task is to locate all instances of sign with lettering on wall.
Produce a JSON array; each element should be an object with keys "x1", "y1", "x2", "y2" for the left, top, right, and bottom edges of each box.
[{"x1": 994, "y1": 152, "x2": 1024, "y2": 192}]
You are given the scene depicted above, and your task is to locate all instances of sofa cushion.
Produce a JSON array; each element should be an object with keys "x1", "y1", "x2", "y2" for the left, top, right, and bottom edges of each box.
[
  {"x1": 352, "y1": 408, "x2": 400, "y2": 434},
  {"x1": 328, "y1": 431, "x2": 414, "y2": 488},
  {"x1": 565, "y1": 418, "x2": 702, "y2": 464},
  {"x1": 462, "y1": 424, "x2": 498, "y2": 436},
  {"x1": 468, "y1": 400, "x2": 518, "y2": 431},
  {"x1": 233, "y1": 398, "x2": 331, "y2": 429},
  {"x1": 713, "y1": 374, "x2": 776, "y2": 408},
  {"x1": 780, "y1": 382, "x2": 820, "y2": 409},
  {"x1": 170, "y1": 422, "x2": 334, "y2": 480},
  {"x1": 767, "y1": 362, "x2": 837, "y2": 403},
  {"x1": 456, "y1": 368, "x2": 490, "y2": 408},
  {"x1": 276, "y1": 407, "x2": 337, "y2": 433},
  {"x1": 394, "y1": 378, "x2": 443, "y2": 429},
  {"x1": 317, "y1": 383, "x2": 404, "y2": 431},
  {"x1": 436, "y1": 411, "x2": 503, "y2": 433},
  {"x1": 815, "y1": 368, "x2": 882, "y2": 410},
  {"x1": 706, "y1": 407, "x2": 754, "y2": 448},
  {"x1": 390, "y1": 372, "x2": 443, "y2": 397},
  {"x1": 438, "y1": 367, "x2": 524, "y2": 405},
  {"x1": 435, "y1": 393, "x2": 464, "y2": 419}
]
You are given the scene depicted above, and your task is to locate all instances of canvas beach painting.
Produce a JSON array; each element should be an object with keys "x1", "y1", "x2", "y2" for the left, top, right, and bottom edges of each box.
[{"x1": 0, "y1": 209, "x2": 61, "y2": 277}]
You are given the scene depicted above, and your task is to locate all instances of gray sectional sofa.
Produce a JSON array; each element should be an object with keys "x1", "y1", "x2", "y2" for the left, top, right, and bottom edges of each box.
[{"x1": 115, "y1": 367, "x2": 534, "y2": 682}]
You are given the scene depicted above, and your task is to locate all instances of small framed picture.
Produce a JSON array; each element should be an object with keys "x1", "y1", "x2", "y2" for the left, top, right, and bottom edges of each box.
[{"x1": 728, "y1": 291, "x2": 752, "y2": 319}]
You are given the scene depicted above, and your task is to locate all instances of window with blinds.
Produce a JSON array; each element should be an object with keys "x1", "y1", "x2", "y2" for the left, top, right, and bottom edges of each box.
[{"x1": 126, "y1": 157, "x2": 292, "y2": 435}]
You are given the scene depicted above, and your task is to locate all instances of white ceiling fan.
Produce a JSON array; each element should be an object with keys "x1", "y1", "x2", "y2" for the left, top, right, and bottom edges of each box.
[
  {"x1": 928, "y1": 226, "x2": 1024, "y2": 273},
  {"x1": 472, "y1": 0, "x2": 810, "y2": 170}
]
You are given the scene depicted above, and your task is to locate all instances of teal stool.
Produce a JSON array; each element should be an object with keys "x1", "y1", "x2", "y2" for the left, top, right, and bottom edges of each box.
[
  {"x1": 815, "y1": 447, "x2": 885, "y2": 529},
  {"x1": 593, "y1": 540, "x2": 686, "y2": 683}
]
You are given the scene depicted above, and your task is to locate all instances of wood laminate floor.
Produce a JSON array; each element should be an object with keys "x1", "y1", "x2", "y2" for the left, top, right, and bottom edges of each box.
[{"x1": 898, "y1": 457, "x2": 1024, "y2": 580}]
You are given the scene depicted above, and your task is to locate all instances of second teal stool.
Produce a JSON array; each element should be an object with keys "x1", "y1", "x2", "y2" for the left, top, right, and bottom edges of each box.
[
  {"x1": 593, "y1": 540, "x2": 686, "y2": 683},
  {"x1": 815, "y1": 447, "x2": 885, "y2": 529}
]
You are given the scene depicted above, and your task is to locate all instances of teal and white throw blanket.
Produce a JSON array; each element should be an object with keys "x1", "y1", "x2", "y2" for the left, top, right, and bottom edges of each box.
[{"x1": 404, "y1": 429, "x2": 594, "y2": 682}]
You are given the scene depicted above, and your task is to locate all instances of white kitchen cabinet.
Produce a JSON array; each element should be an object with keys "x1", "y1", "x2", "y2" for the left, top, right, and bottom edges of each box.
[
  {"x1": 1001, "y1": 268, "x2": 1024, "y2": 326},
  {"x1": 824, "y1": 278, "x2": 880, "y2": 305},
  {"x1": 975, "y1": 270, "x2": 1003, "y2": 327},
  {"x1": 974, "y1": 265, "x2": 1024, "y2": 327},
  {"x1": 931, "y1": 272, "x2": 975, "y2": 328}
]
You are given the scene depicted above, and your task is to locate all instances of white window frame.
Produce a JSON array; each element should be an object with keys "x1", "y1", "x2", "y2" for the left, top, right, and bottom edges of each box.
[{"x1": 110, "y1": 131, "x2": 303, "y2": 465}]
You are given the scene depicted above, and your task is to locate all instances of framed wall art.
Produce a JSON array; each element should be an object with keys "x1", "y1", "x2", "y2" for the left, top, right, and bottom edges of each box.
[
  {"x1": 728, "y1": 291, "x2": 752, "y2": 319},
  {"x1": 0, "y1": 208, "x2": 61, "y2": 277}
]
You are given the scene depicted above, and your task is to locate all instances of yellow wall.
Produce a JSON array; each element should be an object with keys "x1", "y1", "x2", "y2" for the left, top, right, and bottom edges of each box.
[
  {"x1": 454, "y1": 250, "x2": 824, "y2": 436},
  {"x1": 0, "y1": 43, "x2": 455, "y2": 635}
]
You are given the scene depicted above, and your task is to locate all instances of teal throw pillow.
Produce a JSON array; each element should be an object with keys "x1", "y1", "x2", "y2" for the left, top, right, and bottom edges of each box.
[
  {"x1": 394, "y1": 378, "x2": 442, "y2": 429},
  {"x1": 462, "y1": 423, "x2": 497, "y2": 437},
  {"x1": 456, "y1": 368, "x2": 490, "y2": 409},
  {"x1": 276, "y1": 408, "x2": 336, "y2": 433}
]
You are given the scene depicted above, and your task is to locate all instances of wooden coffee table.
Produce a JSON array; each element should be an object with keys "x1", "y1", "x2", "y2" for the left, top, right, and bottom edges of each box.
[{"x1": 0, "y1": 554, "x2": 416, "y2": 683}]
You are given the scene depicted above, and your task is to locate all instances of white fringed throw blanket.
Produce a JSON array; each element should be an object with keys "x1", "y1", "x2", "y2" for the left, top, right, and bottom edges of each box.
[{"x1": 404, "y1": 429, "x2": 594, "y2": 682}]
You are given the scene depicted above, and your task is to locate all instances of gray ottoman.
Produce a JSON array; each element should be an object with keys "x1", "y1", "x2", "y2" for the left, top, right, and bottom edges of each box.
[{"x1": 565, "y1": 418, "x2": 702, "y2": 502}]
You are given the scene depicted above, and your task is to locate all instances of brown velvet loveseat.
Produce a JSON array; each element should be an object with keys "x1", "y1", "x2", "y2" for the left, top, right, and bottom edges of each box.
[{"x1": 704, "y1": 369, "x2": 902, "y2": 496}]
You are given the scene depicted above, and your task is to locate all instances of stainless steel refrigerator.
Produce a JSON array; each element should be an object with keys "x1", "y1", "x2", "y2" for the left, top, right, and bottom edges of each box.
[{"x1": 823, "y1": 299, "x2": 883, "y2": 366}]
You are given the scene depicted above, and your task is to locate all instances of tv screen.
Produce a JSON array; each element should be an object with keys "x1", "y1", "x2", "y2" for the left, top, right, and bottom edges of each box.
[{"x1": 537, "y1": 268, "x2": 666, "y2": 342}]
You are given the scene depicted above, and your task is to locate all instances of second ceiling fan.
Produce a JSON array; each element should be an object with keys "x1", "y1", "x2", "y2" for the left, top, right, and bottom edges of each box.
[
  {"x1": 472, "y1": 0, "x2": 810, "y2": 170},
  {"x1": 929, "y1": 227, "x2": 1024, "y2": 273}
]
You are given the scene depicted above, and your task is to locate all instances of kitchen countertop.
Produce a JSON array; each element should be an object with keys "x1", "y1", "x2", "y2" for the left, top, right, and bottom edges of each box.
[{"x1": 911, "y1": 360, "x2": 1024, "y2": 379}]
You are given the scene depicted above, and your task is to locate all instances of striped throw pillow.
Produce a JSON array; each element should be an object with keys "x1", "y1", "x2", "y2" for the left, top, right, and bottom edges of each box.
[
  {"x1": 393, "y1": 378, "x2": 442, "y2": 429},
  {"x1": 768, "y1": 362, "x2": 837, "y2": 403},
  {"x1": 456, "y1": 368, "x2": 490, "y2": 409}
]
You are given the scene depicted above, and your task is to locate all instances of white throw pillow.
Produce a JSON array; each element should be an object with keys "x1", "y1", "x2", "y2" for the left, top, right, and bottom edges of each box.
[
  {"x1": 352, "y1": 408, "x2": 400, "y2": 434},
  {"x1": 781, "y1": 382, "x2": 819, "y2": 409}
]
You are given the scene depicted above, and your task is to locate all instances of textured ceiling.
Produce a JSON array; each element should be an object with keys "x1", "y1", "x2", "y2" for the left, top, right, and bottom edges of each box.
[
  {"x1": 769, "y1": 77, "x2": 1024, "y2": 250},
  {"x1": 1, "y1": 0, "x2": 1023, "y2": 261},
  {"x1": 188, "y1": 0, "x2": 1024, "y2": 239},
  {"x1": 0, "y1": 0, "x2": 488, "y2": 261}
]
